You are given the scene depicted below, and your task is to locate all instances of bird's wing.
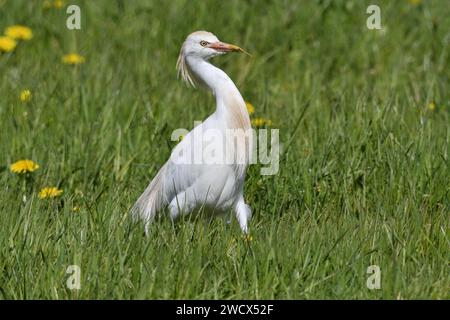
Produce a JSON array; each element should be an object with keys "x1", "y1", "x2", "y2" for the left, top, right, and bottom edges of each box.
[
  {"x1": 162, "y1": 122, "x2": 210, "y2": 194},
  {"x1": 133, "y1": 117, "x2": 234, "y2": 223}
]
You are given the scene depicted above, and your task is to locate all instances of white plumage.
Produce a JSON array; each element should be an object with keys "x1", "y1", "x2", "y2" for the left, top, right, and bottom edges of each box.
[{"x1": 132, "y1": 31, "x2": 252, "y2": 234}]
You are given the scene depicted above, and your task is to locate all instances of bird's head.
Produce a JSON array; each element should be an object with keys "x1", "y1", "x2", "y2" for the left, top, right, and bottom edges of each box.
[
  {"x1": 177, "y1": 31, "x2": 248, "y2": 86},
  {"x1": 180, "y1": 31, "x2": 245, "y2": 59}
]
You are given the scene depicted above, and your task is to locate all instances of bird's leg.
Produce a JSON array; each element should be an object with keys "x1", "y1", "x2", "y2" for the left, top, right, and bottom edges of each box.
[
  {"x1": 168, "y1": 190, "x2": 196, "y2": 221},
  {"x1": 168, "y1": 192, "x2": 185, "y2": 221},
  {"x1": 235, "y1": 199, "x2": 252, "y2": 234}
]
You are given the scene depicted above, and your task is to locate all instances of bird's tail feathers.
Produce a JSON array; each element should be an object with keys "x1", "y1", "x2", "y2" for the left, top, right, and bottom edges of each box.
[{"x1": 131, "y1": 164, "x2": 168, "y2": 231}]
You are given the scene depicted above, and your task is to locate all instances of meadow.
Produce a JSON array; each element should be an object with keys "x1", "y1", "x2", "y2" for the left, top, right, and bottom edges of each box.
[{"x1": 0, "y1": 0, "x2": 449, "y2": 299}]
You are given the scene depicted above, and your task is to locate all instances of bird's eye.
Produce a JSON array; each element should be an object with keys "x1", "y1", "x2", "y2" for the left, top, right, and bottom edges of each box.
[{"x1": 200, "y1": 40, "x2": 209, "y2": 47}]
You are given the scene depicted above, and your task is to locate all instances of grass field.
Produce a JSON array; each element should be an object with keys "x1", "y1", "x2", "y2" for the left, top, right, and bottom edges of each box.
[{"x1": 0, "y1": 0, "x2": 449, "y2": 299}]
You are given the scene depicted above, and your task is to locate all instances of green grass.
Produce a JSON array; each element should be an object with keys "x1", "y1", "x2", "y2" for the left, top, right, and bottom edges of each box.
[{"x1": 0, "y1": 0, "x2": 449, "y2": 299}]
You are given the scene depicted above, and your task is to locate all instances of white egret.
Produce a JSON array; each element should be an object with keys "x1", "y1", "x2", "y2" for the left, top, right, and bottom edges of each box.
[{"x1": 132, "y1": 31, "x2": 252, "y2": 235}]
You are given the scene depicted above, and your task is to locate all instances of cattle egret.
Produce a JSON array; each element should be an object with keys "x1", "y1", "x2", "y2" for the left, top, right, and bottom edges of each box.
[{"x1": 132, "y1": 31, "x2": 252, "y2": 235}]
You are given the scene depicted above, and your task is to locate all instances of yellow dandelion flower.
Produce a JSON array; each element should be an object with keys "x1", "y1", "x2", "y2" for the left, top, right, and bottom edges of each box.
[
  {"x1": 251, "y1": 117, "x2": 272, "y2": 128},
  {"x1": 5, "y1": 25, "x2": 33, "y2": 41},
  {"x1": 72, "y1": 206, "x2": 80, "y2": 212},
  {"x1": 62, "y1": 53, "x2": 85, "y2": 65},
  {"x1": 53, "y1": 0, "x2": 64, "y2": 8},
  {"x1": 20, "y1": 89, "x2": 32, "y2": 102},
  {"x1": 10, "y1": 160, "x2": 39, "y2": 174},
  {"x1": 226, "y1": 237, "x2": 237, "y2": 257},
  {"x1": 0, "y1": 36, "x2": 17, "y2": 52},
  {"x1": 44, "y1": 0, "x2": 64, "y2": 9},
  {"x1": 427, "y1": 102, "x2": 436, "y2": 111},
  {"x1": 245, "y1": 102, "x2": 255, "y2": 115},
  {"x1": 39, "y1": 187, "x2": 63, "y2": 199},
  {"x1": 251, "y1": 117, "x2": 264, "y2": 128}
]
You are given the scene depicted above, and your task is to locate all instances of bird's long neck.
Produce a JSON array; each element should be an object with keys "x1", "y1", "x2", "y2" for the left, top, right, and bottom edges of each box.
[{"x1": 186, "y1": 56, "x2": 251, "y2": 130}]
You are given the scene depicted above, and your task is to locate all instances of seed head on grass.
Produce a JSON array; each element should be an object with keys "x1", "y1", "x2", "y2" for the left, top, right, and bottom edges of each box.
[
  {"x1": 10, "y1": 160, "x2": 39, "y2": 174},
  {"x1": 38, "y1": 187, "x2": 63, "y2": 199}
]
